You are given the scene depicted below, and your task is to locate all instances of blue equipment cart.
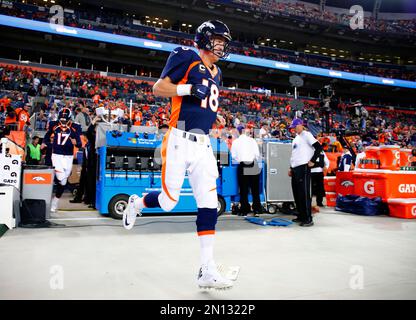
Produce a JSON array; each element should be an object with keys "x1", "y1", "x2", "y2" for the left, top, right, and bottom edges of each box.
[{"x1": 96, "y1": 131, "x2": 265, "y2": 219}]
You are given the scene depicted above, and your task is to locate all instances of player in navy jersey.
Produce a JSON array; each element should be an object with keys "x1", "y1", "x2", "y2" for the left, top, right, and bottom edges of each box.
[
  {"x1": 123, "y1": 20, "x2": 234, "y2": 290},
  {"x1": 42, "y1": 107, "x2": 82, "y2": 212}
]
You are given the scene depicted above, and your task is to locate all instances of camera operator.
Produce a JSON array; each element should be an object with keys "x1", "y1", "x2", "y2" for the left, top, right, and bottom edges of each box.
[{"x1": 319, "y1": 84, "x2": 336, "y2": 133}]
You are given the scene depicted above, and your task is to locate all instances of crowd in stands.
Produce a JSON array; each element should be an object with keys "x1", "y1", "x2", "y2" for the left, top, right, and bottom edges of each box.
[
  {"x1": 231, "y1": 0, "x2": 416, "y2": 34},
  {"x1": 1, "y1": 2, "x2": 415, "y2": 81},
  {"x1": 1, "y1": 64, "x2": 416, "y2": 162}
]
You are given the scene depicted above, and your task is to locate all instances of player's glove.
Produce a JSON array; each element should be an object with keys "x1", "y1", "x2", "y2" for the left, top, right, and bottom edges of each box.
[{"x1": 190, "y1": 84, "x2": 210, "y2": 100}]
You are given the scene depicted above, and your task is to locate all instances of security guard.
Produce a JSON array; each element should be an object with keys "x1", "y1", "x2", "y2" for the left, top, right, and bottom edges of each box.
[
  {"x1": 288, "y1": 118, "x2": 323, "y2": 226},
  {"x1": 26, "y1": 135, "x2": 41, "y2": 165},
  {"x1": 231, "y1": 125, "x2": 262, "y2": 216}
]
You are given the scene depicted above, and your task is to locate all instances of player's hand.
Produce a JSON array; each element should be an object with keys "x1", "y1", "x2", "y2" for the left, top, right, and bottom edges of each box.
[
  {"x1": 308, "y1": 161, "x2": 315, "y2": 167},
  {"x1": 288, "y1": 169, "x2": 292, "y2": 177},
  {"x1": 190, "y1": 84, "x2": 209, "y2": 100},
  {"x1": 40, "y1": 143, "x2": 47, "y2": 150},
  {"x1": 71, "y1": 138, "x2": 77, "y2": 146}
]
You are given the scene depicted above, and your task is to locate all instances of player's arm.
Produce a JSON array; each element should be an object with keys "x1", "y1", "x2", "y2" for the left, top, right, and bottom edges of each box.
[
  {"x1": 152, "y1": 76, "x2": 182, "y2": 98},
  {"x1": 41, "y1": 125, "x2": 53, "y2": 149},
  {"x1": 153, "y1": 75, "x2": 210, "y2": 100},
  {"x1": 153, "y1": 47, "x2": 209, "y2": 99},
  {"x1": 71, "y1": 129, "x2": 82, "y2": 148}
]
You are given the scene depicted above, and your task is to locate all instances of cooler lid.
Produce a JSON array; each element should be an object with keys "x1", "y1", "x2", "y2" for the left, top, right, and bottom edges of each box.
[{"x1": 387, "y1": 198, "x2": 416, "y2": 204}]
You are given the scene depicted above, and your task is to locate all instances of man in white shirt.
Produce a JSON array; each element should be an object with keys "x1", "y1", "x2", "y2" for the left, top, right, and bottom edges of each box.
[
  {"x1": 288, "y1": 118, "x2": 323, "y2": 227},
  {"x1": 311, "y1": 150, "x2": 330, "y2": 207},
  {"x1": 231, "y1": 125, "x2": 262, "y2": 216},
  {"x1": 354, "y1": 146, "x2": 366, "y2": 170},
  {"x1": 259, "y1": 123, "x2": 271, "y2": 139}
]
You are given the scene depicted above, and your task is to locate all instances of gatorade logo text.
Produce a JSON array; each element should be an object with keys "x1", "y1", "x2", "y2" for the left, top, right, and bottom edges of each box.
[
  {"x1": 364, "y1": 181, "x2": 375, "y2": 194},
  {"x1": 398, "y1": 184, "x2": 416, "y2": 194}
]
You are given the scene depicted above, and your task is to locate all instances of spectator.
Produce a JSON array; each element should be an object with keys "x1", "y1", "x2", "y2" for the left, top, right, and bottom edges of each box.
[
  {"x1": 74, "y1": 106, "x2": 88, "y2": 133},
  {"x1": 15, "y1": 103, "x2": 31, "y2": 131}
]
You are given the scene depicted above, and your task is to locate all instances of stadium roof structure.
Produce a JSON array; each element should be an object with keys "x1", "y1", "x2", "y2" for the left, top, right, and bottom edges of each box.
[{"x1": 1, "y1": 14, "x2": 415, "y2": 90}]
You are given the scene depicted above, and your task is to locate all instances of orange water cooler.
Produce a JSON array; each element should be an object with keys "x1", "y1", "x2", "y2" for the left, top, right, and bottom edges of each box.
[
  {"x1": 358, "y1": 146, "x2": 380, "y2": 169},
  {"x1": 400, "y1": 149, "x2": 412, "y2": 167},
  {"x1": 325, "y1": 192, "x2": 337, "y2": 207},
  {"x1": 387, "y1": 198, "x2": 416, "y2": 219},
  {"x1": 353, "y1": 170, "x2": 416, "y2": 201},
  {"x1": 378, "y1": 145, "x2": 400, "y2": 170},
  {"x1": 324, "y1": 176, "x2": 336, "y2": 193},
  {"x1": 335, "y1": 171, "x2": 355, "y2": 196}
]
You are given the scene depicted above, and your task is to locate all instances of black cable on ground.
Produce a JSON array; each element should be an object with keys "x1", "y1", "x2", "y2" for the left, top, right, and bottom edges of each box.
[{"x1": 19, "y1": 216, "x2": 252, "y2": 229}]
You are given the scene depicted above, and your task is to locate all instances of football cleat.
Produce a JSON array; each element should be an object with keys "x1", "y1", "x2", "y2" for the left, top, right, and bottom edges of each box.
[
  {"x1": 123, "y1": 194, "x2": 142, "y2": 230},
  {"x1": 197, "y1": 264, "x2": 234, "y2": 290}
]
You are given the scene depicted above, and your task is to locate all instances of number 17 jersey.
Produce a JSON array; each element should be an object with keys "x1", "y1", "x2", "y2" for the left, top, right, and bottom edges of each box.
[{"x1": 160, "y1": 46, "x2": 222, "y2": 135}]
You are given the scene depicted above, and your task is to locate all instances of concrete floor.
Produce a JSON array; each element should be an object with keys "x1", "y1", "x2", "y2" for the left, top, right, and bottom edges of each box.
[{"x1": 1, "y1": 196, "x2": 416, "y2": 300}]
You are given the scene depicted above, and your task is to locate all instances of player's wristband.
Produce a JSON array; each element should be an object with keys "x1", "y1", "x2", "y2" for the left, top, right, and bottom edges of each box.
[{"x1": 176, "y1": 84, "x2": 192, "y2": 96}]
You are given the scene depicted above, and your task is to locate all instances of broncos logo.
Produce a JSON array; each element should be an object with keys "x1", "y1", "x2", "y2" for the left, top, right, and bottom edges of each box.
[
  {"x1": 341, "y1": 181, "x2": 354, "y2": 187},
  {"x1": 197, "y1": 21, "x2": 215, "y2": 33},
  {"x1": 32, "y1": 176, "x2": 46, "y2": 182}
]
